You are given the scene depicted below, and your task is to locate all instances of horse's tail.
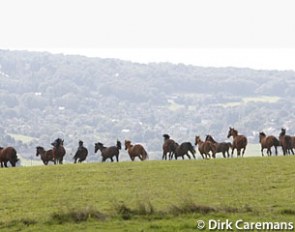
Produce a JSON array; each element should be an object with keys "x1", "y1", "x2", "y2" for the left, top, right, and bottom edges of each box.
[
  {"x1": 187, "y1": 142, "x2": 196, "y2": 154},
  {"x1": 141, "y1": 147, "x2": 149, "y2": 160}
]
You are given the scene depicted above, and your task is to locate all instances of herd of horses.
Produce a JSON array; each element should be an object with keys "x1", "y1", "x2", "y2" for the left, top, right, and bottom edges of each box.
[{"x1": 0, "y1": 127, "x2": 294, "y2": 168}]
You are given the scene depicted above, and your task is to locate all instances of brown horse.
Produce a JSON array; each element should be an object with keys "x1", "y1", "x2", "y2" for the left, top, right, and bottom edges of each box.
[
  {"x1": 227, "y1": 127, "x2": 247, "y2": 157},
  {"x1": 36, "y1": 146, "x2": 54, "y2": 165},
  {"x1": 173, "y1": 142, "x2": 196, "y2": 160},
  {"x1": 124, "y1": 140, "x2": 148, "y2": 161},
  {"x1": 195, "y1": 136, "x2": 216, "y2": 159},
  {"x1": 205, "y1": 135, "x2": 232, "y2": 158},
  {"x1": 162, "y1": 134, "x2": 177, "y2": 160},
  {"x1": 51, "y1": 138, "x2": 66, "y2": 164},
  {"x1": 0, "y1": 146, "x2": 19, "y2": 167},
  {"x1": 95, "y1": 140, "x2": 121, "y2": 162},
  {"x1": 279, "y1": 128, "x2": 294, "y2": 155},
  {"x1": 73, "y1": 140, "x2": 88, "y2": 163},
  {"x1": 258, "y1": 132, "x2": 280, "y2": 156}
]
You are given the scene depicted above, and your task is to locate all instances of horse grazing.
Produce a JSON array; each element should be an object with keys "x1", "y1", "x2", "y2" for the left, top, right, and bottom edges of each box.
[
  {"x1": 173, "y1": 142, "x2": 196, "y2": 160},
  {"x1": 51, "y1": 138, "x2": 66, "y2": 164},
  {"x1": 162, "y1": 134, "x2": 177, "y2": 160},
  {"x1": 124, "y1": 140, "x2": 148, "y2": 161},
  {"x1": 195, "y1": 136, "x2": 216, "y2": 159},
  {"x1": 36, "y1": 146, "x2": 54, "y2": 165},
  {"x1": 227, "y1": 127, "x2": 247, "y2": 157},
  {"x1": 0, "y1": 146, "x2": 19, "y2": 167},
  {"x1": 95, "y1": 140, "x2": 121, "y2": 162},
  {"x1": 205, "y1": 135, "x2": 232, "y2": 158},
  {"x1": 279, "y1": 128, "x2": 294, "y2": 155},
  {"x1": 259, "y1": 132, "x2": 280, "y2": 156},
  {"x1": 73, "y1": 140, "x2": 88, "y2": 163}
]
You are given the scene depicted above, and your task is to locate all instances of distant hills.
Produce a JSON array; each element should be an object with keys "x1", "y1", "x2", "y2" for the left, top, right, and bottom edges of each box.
[{"x1": 0, "y1": 49, "x2": 295, "y2": 160}]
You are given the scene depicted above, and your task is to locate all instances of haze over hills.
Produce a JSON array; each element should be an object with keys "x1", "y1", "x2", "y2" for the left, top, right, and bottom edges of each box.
[{"x1": 0, "y1": 49, "x2": 295, "y2": 161}]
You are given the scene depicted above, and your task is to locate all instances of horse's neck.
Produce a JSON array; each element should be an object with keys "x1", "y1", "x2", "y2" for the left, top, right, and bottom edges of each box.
[{"x1": 196, "y1": 140, "x2": 204, "y2": 145}]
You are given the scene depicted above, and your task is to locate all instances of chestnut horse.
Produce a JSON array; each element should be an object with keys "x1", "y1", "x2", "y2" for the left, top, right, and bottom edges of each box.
[
  {"x1": 279, "y1": 128, "x2": 294, "y2": 155},
  {"x1": 0, "y1": 146, "x2": 19, "y2": 167},
  {"x1": 95, "y1": 140, "x2": 121, "y2": 162},
  {"x1": 51, "y1": 138, "x2": 66, "y2": 164},
  {"x1": 195, "y1": 136, "x2": 216, "y2": 159},
  {"x1": 205, "y1": 135, "x2": 232, "y2": 158},
  {"x1": 227, "y1": 127, "x2": 247, "y2": 157},
  {"x1": 173, "y1": 142, "x2": 196, "y2": 160},
  {"x1": 36, "y1": 146, "x2": 54, "y2": 165},
  {"x1": 124, "y1": 140, "x2": 148, "y2": 161},
  {"x1": 73, "y1": 140, "x2": 88, "y2": 163},
  {"x1": 258, "y1": 132, "x2": 280, "y2": 156},
  {"x1": 162, "y1": 134, "x2": 177, "y2": 160}
]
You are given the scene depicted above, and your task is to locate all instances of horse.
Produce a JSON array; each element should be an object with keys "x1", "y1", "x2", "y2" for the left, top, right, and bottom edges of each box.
[
  {"x1": 227, "y1": 127, "x2": 247, "y2": 157},
  {"x1": 51, "y1": 138, "x2": 66, "y2": 164},
  {"x1": 73, "y1": 140, "x2": 88, "y2": 163},
  {"x1": 36, "y1": 146, "x2": 54, "y2": 165},
  {"x1": 162, "y1": 134, "x2": 177, "y2": 160},
  {"x1": 95, "y1": 140, "x2": 121, "y2": 162},
  {"x1": 205, "y1": 135, "x2": 232, "y2": 158},
  {"x1": 195, "y1": 136, "x2": 216, "y2": 159},
  {"x1": 258, "y1": 132, "x2": 280, "y2": 156},
  {"x1": 124, "y1": 140, "x2": 148, "y2": 161},
  {"x1": 279, "y1": 128, "x2": 294, "y2": 155},
  {"x1": 173, "y1": 142, "x2": 196, "y2": 160},
  {"x1": 0, "y1": 146, "x2": 19, "y2": 167}
]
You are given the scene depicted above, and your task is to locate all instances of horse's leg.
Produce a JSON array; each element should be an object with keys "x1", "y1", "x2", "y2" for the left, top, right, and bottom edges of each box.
[
  {"x1": 110, "y1": 157, "x2": 114, "y2": 162},
  {"x1": 261, "y1": 147, "x2": 264, "y2": 157},
  {"x1": 275, "y1": 146, "x2": 278, "y2": 156},
  {"x1": 4, "y1": 161, "x2": 8, "y2": 167},
  {"x1": 162, "y1": 151, "x2": 166, "y2": 160},
  {"x1": 116, "y1": 155, "x2": 119, "y2": 162}
]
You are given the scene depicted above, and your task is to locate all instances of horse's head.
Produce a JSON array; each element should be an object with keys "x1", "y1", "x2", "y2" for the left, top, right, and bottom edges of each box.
[
  {"x1": 94, "y1": 142, "x2": 104, "y2": 153},
  {"x1": 227, "y1": 127, "x2": 237, "y2": 138},
  {"x1": 163, "y1": 134, "x2": 170, "y2": 140},
  {"x1": 36, "y1": 146, "x2": 44, "y2": 156},
  {"x1": 124, "y1": 140, "x2": 131, "y2": 150},
  {"x1": 280, "y1": 128, "x2": 286, "y2": 136},
  {"x1": 195, "y1": 136, "x2": 201, "y2": 145},
  {"x1": 51, "y1": 138, "x2": 64, "y2": 147},
  {"x1": 116, "y1": 140, "x2": 122, "y2": 150},
  {"x1": 79, "y1": 140, "x2": 84, "y2": 147}
]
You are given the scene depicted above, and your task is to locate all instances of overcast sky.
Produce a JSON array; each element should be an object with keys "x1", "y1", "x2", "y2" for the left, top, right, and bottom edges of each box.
[{"x1": 1, "y1": 0, "x2": 295, "y2": 70}]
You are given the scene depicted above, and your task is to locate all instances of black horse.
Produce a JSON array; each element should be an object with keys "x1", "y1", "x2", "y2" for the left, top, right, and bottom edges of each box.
[
  {"x1": 173, "y1": 142, "x2": 196, "y2": 160},
  {"x1": 73, "y1": 140, "x2": 88, "y2": 163},
  {"x1": 95, "y1": 140, "x2": 121, "y2": 162},
  {"x1": 279, "y1": 128, "x2": 294, "y2": 155}
]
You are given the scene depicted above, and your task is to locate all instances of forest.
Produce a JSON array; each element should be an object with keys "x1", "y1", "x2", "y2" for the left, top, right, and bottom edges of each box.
[{"x1": 0, "y1": 49, "x2": 295, "y2": 161}]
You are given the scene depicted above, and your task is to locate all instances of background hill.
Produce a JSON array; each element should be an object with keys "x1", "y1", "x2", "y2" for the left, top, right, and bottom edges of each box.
[{"x1": 0, "y1": 49, "x2": 295, "y2": 161}]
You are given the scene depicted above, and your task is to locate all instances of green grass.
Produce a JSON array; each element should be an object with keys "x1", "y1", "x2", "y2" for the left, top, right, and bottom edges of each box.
[{"x1": 0, "y1": 157, "x2": 294, "y2": 231}]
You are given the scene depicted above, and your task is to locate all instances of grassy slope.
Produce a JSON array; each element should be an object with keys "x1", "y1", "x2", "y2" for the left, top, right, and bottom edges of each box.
[{"x1": 0, "y1": 156, "x2": 295, "y2": 231}]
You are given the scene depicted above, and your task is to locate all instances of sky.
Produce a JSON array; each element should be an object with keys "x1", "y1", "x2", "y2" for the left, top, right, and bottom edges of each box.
[{"x1": 1, "y1": 0, "x2": 295, "y2": 70}]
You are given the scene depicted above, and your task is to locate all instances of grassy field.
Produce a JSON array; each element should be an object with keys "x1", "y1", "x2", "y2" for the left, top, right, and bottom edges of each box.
[{"x1": 0, "y1": 156, "x2": 295, "y2": 231}]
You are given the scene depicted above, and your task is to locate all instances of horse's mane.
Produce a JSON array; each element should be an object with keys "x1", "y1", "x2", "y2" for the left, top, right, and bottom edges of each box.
[
  {"x1": 163, "y1": 134, "x2": 170, "y2": 140},
  {"x1": 259, "y1": 132, "x2": 266, "y2": 137}
]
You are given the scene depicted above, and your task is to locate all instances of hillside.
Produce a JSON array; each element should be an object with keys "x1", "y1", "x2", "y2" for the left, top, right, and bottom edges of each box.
[
  {"x1": 0, "y1": 49, "x2": 295, "y2": 161},
  {"x1": 0, "y1": 157, "x2": 294, "y2": 231}
]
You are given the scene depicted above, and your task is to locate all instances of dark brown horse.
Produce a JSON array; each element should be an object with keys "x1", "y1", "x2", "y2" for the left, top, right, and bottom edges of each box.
[
  {"x1": 227, "y1": 127, "x2": 247, "y2": 157},
  {"x1": 125, "y1": 140, "x2": 148, "y2": 161},
  {"x1": 73, "y1": 140, "x2": 88, "y2": 163},
  {"x1": 0, "y1": 146, "x2": 19, "y2": 167},
  {"x1": 258, "y1": 132, "x2": 280, "y2": 156},
  {"x1": 162, "y1": 134, "x2": 177, "y2": 160},
  {"x1": 95, "y1": 140, "x2": 121, "y2": 162},
  {"x1": 279, "y1": 128, "x2": 294, "y2": 155},
  {"x1": 205, "y1": 135, "x2": 232, "y2": 158},
  {"x1": 36, "y1": 146, "x2": 54, "y2": 165},
  {"x1": 51, "y1": 138, "x2": 66, "y2": 164},
  {"x1": 195, "y1": 136, "x2": 216, "y2": 159},
  {"x1": 173, "y1": 142, "x2": 196, "y2": 160}
]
